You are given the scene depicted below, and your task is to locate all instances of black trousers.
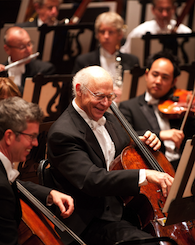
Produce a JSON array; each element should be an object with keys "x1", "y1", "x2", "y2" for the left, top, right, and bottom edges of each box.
[{"x1": 70, "y1": 218, "x2": 158, "y2": 245}]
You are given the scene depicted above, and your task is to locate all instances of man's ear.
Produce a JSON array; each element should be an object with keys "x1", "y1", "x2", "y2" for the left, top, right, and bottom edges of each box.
[
  {"x1": 172, "y1": 78, "x2": 177, "y2": 87},
  {"x1": 4, "y1": 44, "x2": 11, "y2": 56},
  {"x1": 4, "y1": 129, "x2": 15, "y2": 146},
  {"x1": 76, "y1": 84, "x2": 82, "y2": 96}
]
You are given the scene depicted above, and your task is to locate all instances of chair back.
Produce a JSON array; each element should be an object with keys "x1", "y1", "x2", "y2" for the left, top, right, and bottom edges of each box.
[
  {"x1": 37, "y1": 159, "x2": 54, "y2": 187},
  {"x1": 23, "y1": 73, "x2": 73, "y2": 122}
]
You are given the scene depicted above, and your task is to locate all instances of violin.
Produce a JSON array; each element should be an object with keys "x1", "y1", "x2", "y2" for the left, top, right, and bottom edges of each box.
[
  {"x1": 109, "y1": 102, "x2": 195, "y2": 245},
  {"x1": 158, "y1": 88, "x2": 195, "y2": 120}
]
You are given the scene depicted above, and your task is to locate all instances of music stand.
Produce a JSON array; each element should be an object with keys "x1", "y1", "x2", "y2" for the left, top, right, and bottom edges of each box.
[{"x1": 162, "y1": 135, "x2": 195, "y2": 226}]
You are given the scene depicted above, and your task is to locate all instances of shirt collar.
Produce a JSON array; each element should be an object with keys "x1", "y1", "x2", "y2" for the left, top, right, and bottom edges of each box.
[
  {"x1": 72, "y1": 99, "x2": 106, "y2": 130},
  {"x1": 100, "y1": 46, "x2": 116, "y2": 59},
  {"x1": 37, "y1": 17, "x2": 58, "y2": 27},
  {"x1": 145, "y1": 91, "x2": 159, "y2": 105},
  {"x1": 0, "y1": 152, "x2": 19, "y2": 183}
]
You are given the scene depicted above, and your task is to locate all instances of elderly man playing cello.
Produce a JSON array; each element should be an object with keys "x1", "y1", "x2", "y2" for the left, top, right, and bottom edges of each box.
[{"x1": 47, "y1": 65, "x2": 174, "y2": 245}]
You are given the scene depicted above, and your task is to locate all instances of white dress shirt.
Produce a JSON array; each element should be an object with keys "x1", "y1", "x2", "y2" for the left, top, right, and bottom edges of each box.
[
  {"x1": 121, "y1": 19, "x2": 192, "y2": 54},
  {"x1": 0, "y1": 152, "x2": 19, "y2": 183},
  {"x1": 145, "y1": 91, "x2": 180, "y2": 162},
  {"x1": 7, "y1": 56, "x2": 25, "y2": 87},
  {"x1": 72, "y1": 99, "x2": 147, "y2": 186}
]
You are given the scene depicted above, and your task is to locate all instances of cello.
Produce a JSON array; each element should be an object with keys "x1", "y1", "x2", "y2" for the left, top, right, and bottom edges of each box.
[
  {"x1": 109, "y1": 102, "x2": 195, "y2": 245},
  {"x1": 17, "y1": 181, "x2": 86, "y2": 245}
]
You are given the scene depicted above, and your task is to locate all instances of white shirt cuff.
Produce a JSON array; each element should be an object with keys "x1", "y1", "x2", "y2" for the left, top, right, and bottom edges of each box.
[{"x1": 139, "y1": 169, "x2": 148, "y2": 186}]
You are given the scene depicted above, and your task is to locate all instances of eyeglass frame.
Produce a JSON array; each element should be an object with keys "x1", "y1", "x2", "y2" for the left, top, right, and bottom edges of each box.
[
  {"x1": 83, "y1": 85, "x2": 117, "y2": 101},
  {"x1": 6, "y1": 41, "x2": 34, "y2": 51},
  {"x1": 15, "y1": 131, "x2": 38, "y2": 141}
]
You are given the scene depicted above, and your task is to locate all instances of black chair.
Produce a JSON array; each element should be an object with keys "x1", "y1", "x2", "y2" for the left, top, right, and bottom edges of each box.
[
  {"x1": 23, "y1": 73, "x2": 73, "y2": 122},
  {"x1": 37, "y1": 159, "x2": 54, "y2": 188}
]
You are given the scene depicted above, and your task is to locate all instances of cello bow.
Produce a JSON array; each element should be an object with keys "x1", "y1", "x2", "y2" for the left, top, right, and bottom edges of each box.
[
  {"x1": 180, "y1": 83, "x2": 195, "y2": 131},
  {"x1": 16, "y1": 181, "x2": 86, "y2": 245},
  {"x1": 172, "y1": 0, "x2": 195, "y2": 33},
  {"x1": 59, "y1": 0, "x2": 92, "y2": 25}
]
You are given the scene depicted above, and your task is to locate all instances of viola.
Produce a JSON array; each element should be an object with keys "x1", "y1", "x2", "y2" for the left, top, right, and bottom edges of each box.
[
  {"x1": 109, "y1": 102, "x2": 195, "y2": 245},
  {"x1": 158, "y1": 88, "x2": 195, "y2": 120}
]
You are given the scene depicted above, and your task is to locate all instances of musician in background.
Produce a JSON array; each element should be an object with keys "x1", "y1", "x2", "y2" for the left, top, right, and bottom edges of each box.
[
  {"x1": 0, "y1": 97, "x2": 74, "y2": 245},
  {"x1": 121, "y1": 0, "x2": 192, "y2": 54},
  {"x1": 47, "y1": 65, "x2": 173, "y2": 245},
  {"x1": 119, "y1": 50, "x2": 195, "y2": 171},
  {"x1": 72, "y1": 12, "x2": 139, "y2": 103},
  {"x1": 0, "y1": 26, "x2": 56, "y2": 95},
  {"x1": 0, "y1": 77, "x2": 21, "y2": 100},
  {"x1": 16, "y1": 0, "x2": 63, "y2": 27}
]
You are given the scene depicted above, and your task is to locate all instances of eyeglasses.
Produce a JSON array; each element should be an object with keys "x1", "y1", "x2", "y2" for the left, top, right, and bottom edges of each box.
[
  {"x1": 155, "y1": 7, "x2": 173, "y2": 14},
  {"x1": 6, "y1": 41, "x2": 34, "y2": 51},
  {"x1": 83, "y1": 85, "x2": 117, "y2": 101},
  {"x1": 16, "y1": 132, "x2": 38, "y2": 141}
]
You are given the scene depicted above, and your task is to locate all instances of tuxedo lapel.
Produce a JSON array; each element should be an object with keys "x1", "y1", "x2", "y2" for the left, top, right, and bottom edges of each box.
[
  {"x1": 68, "y1": 105, "x2": 106, "y2": 166},
  {"x1": 139, "y1": 95, "x2": 160, "y2": 130}
]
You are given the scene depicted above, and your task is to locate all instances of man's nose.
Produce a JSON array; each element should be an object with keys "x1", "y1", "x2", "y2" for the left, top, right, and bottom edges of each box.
[
  {"x1": 156, "y1": 75, "x2": 162, "y2": 83},
  {"x1": 104, "y1": 31, "x2": 110, "y2": 38},
  {"x1": 100, "y1": 96, "x2": 111, "y2": 106},
  {"x1": 162, "y1": 9, "x2": 169, "y2": 17},
  {"x1": 32, "y1": 138, "x2": 39, "y2": 147},
  {"x1": 51, "y1": 6, "x2": 58, "y2": 14}
]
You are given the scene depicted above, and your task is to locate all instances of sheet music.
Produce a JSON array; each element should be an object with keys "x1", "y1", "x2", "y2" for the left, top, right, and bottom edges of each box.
[{"x1": 163, "y1": 139, "x2": 193, "y2": 213}]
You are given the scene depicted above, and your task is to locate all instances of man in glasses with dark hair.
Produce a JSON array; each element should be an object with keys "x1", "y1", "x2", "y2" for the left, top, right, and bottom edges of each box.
[
  {"x1": 0, "y1": 26, "x2": 56, "y2": 95},
  {"x1": 47, "y1": 65, "x2": 174, "y2": 245}
]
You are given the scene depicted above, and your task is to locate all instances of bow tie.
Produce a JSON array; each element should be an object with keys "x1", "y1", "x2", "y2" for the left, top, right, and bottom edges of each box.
[{"x1": 90, "y1": 117, "x2": 106, "y2": 130}]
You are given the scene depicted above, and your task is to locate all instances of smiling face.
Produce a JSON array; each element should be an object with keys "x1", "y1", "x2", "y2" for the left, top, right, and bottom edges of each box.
[
  {"x1": 145, "y1": 58, "x2": 176, "y2": 99},
  {"x1": 9, "y1": 122, "x2": 39, "y2": 163},
  {"x1": 75, "y1": 68, "x2": 114, "y2": 121}
]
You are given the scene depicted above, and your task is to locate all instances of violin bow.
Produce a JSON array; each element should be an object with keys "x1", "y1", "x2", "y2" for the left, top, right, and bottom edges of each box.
[
  {"x1": 16, "y1": 181, "x2": 86, "y2": 245},
  {"x1": 180, "y1": 83, "x2": 195, "y2": 131}
]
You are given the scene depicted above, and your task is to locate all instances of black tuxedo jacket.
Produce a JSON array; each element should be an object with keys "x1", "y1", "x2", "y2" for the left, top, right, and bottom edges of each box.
[
  {"x1": 119, "y1": 93, "x2": 195, "y2": 154},
  {"x1": 0, "y1": 160, "x2": 52, "y2": 245},
  {"x1": 16, "y1": 18, "x2": 38, "y2": 28},
  {"x1": 2, "y1": 59, "x2": 56, "y2": 94},
  {"x1": 72, "y1": 48, "x2": 139, "y2": 74},
  {"x1": 47, "y1": 103, "x2": 140, "y2": 243}
]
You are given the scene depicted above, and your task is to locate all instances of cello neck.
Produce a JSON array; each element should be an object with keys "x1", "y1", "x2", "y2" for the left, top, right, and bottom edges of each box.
[
  {"x1": 110, "y1": 102, "x2": 164, "y2": 172},
  {"x1": 16, "y1": 181, "x2": 86, "y2": 245}
]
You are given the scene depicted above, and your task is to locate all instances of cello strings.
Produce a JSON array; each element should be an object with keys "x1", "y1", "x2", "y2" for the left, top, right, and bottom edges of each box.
[
  {"x1": 110, "y1": 103, "x2": 164, "y2": 172},
  {"x1": 16, "y1": 181, "x2": 86, "y2": 245}
]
